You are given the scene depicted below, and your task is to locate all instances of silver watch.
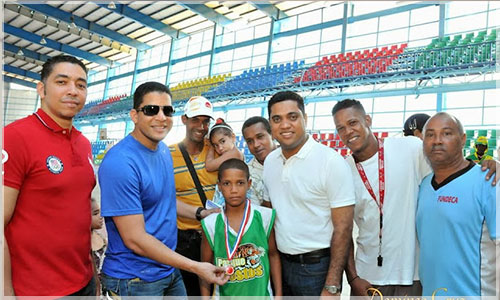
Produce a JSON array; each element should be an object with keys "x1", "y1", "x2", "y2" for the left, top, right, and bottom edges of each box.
[{"x1": 324, "y1": 285, "x2": 342, "y2": 294}]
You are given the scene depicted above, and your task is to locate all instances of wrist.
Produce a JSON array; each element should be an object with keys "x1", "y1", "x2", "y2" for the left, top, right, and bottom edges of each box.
[
  {"x1": 348, "y1": 275, "x2": 360, "y2": 284},
  {"x1": 195, "y1": 207, "x2": 206, "y2": 221}
]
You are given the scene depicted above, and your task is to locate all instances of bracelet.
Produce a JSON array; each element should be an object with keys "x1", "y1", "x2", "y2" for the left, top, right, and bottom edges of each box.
[
  {"x1": 195, "y1": 207, "x2": 205, "y2": 221},
  {"x1": 348, "y1": 275, "x2": 360, "y2": 284}
]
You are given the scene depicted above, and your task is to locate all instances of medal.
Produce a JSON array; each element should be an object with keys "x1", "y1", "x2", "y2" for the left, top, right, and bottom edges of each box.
[
  {"x1": 224, "y1": 200, "x2": 251, "y2": 261},
  {"x1": 225, "y1": 265, "x2": 234, "y2": 275}
]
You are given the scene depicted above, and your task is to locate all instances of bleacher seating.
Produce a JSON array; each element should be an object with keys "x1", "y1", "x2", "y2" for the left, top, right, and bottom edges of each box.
[
  {"x1": 171, "y1": 73, "x2": 231, "y2": 101},
  {"x1": 463, "y1": 128, "x2": 498, "y2": 157},
  {"x1": 206, "y1": 61, "x2": 305, "y2": 96},
  {"x1": 311, "y1": 131, "x2": 390, "y2": 157},
  {"x1": 79, "y1": 94, "x2": 128, "y2": 117}
]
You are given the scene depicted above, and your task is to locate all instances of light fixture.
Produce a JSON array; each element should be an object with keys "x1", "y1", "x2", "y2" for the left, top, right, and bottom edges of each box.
[
  {"x1": 40, "y1": 35, "x2": 47, "y2": 45},
  {"x1": 108, "y1": 1, "x2": 116, "y2": 9},
  {"x1": 17, "y1": 49, "x2": 24, "y2": 56}
]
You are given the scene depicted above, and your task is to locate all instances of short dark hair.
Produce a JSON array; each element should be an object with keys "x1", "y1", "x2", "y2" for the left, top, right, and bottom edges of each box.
[
  {"x1": 242, "y1": 116, "x2": 271, "y2": 135},
  {"x1": 41, "y1": 55, "x2": 87, "y2": 83},
  {"x1": 218, "y1": 158, "x2": 250, "y2": 181},
  {"x1": 268, "y1": 91, "x2": 305, "y2": 118},
  {"x1": 331, "y1": 99, "x2": 366, "y2": 116},
  {"x1": 133, "y1": 81, "x2": 172, "y2": 109}
]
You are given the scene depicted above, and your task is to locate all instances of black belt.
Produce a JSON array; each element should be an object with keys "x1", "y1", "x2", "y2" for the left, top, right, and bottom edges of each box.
[{"x1": 280, "y1": 248, "x2": 330, "y2": 264}]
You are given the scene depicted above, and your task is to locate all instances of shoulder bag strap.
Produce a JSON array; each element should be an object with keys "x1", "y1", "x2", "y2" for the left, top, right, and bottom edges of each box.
[{"x1": 178, "y1": 142, "x2": 207, "y2": 206}]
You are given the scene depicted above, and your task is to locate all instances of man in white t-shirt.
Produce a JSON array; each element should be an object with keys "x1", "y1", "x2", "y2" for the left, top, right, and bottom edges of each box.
[
  {"x1": 241, "y1": 116, "x2": 277, "y2": 206},
  {"x1": 332, "y1": 99, "x2": 431, "y2": 296},
  {"x1": 263, "y1": 91, "x2": 356, "y2": 296},
  {"x1": 332, "y1": 99, "x2": 499, "y2": 297}
]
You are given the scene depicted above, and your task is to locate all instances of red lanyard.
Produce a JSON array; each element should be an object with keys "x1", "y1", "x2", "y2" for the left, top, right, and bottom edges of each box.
[{"x1": 355, "y1": 138, "x2": 385, "y2": 267}]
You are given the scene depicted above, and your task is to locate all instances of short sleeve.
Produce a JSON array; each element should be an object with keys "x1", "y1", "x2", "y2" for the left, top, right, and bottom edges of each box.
[
  {"x1": 98, "y1": 152, "x2": 143, "y2": 217},
  {"x1": 3, "y1": 126, "x2": 29, "y2": 190},
  {"x1": 482, "y1": 179, "x2": 498, "y2": 241},
  {"x1": 325, "y1": 152, "x2": 356, "y2": 208}
]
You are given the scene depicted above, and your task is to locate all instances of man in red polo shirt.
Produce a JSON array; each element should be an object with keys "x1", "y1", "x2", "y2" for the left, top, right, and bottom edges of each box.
[{"x1": 3, "y1": 55, "x2": 97, "y2": 297}]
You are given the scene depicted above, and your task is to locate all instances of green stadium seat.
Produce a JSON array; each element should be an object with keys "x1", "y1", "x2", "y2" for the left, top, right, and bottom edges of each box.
[
  {"x1": 478, "y1": 129, "x2": 487, "y2": 137},
  {"x1": 490, "y1": 129, "x2": 497, "y2": 138},
  {"x1": 466, "y1": 130, "x2": 475, "y2": 138},
  {"x1": 488, "y1": 139, "x2": 496, "y2": 148},
  {"x1": 487, "y1": 149, "x2": 494, "y2": 156}
]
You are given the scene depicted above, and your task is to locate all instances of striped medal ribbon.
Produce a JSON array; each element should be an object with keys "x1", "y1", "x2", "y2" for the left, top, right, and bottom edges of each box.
[{"x1": 224, "y1": 199, "x2": 251, "y2": 261}]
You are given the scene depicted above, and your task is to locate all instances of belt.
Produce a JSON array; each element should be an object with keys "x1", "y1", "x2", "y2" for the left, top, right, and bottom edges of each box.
[{"x1": 280, "y1": 248, "x2": 330, "y2": 264}]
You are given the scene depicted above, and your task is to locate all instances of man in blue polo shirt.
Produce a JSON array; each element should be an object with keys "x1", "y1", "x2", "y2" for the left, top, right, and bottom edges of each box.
[
  {"x1": 416, "y1": 112, "x2": 498, "y2": 296},
  {"x1": 98, "y1": 82, "x2": 228, "y2": 297}
]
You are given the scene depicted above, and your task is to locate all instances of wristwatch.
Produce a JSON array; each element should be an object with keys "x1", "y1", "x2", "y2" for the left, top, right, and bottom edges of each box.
[
  {"x1": 195, "y1": 207, "x2": 205, "y2": 221},
  {"x1": 324, "y1": 285, "x2": 342, "y2": 294}
]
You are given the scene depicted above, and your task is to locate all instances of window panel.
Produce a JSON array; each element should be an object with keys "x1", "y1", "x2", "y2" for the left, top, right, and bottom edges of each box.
[
  {"x1": 297, "y1": 30, "x2": 321, "y2": 47},
  {"x1": 346, "y1": 34, "x2": 377, "y2": 51},
  {"x1": 371, "y1": 112, "x2": 404, "y2": 128},
  {"x1": 298, "y1": 10, "x2": 322, "y2": 28},
  {"x1": 323, "y1": 5, "x2": 345, "y2": 22},
  {"x1": 378, "y1": 28, "x2": 409, "y2": 45},
  {"x1": 295, "y1": 44, "x2": 320, "y2": 60},
  {"x1": 347, "y1": 18, "x2": 378, "y2": 37},
  {"x1": 445, "y1": 90, "x2": 484, "y2": 108},
  {"x1": 379, "y1": 11, "x2": 409, "y2": 31},
  {"x1": 445, "y1": 13, "x2": 487, "y2": 34},
  {"x1": 405, "y1": 94, "x2": 437, "y2": 111},
  {"x1": 448, "y1": 1, "x2": 488, "y2": 18},
  {"x1": 445, "y1": 108, "x2": 483, "y2": 126},
  {"x1": 410, "y1": 6, "x2": 439, "y2": 25},
  {"x1": 320, "y1": 40, "x2": 341, "y2": 56},
  {"x1": 409, "y1": 22, "x2": 438, "y2": 40},
  {"x1": 373, "y1": 96, "x2": 405, "y2": 112},
  {"x1": 321, "y1": 26, "x2": 342, "y2": 42}
]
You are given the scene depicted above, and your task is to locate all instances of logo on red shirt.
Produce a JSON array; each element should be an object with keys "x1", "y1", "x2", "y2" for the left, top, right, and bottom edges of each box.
[
  {"x1": 438, "y1": 196, "x2": 458, "y2": 204},
  {"x1": 46, "y1": 155, "x2": 64, "y2": 174}
]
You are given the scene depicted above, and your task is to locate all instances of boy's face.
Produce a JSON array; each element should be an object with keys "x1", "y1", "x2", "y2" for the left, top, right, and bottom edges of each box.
[
  {"x1": 91, "y1": 200, "x2": 104, "y2": 230},
  {"x1": 218, "y1": 168, "x2": 251, "y2": 208}
]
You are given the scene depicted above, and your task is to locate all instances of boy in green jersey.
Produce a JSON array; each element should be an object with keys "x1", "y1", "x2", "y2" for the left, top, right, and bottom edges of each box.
[{"x1": 200, "y1": 159, "x2": 282, "y2": 298}]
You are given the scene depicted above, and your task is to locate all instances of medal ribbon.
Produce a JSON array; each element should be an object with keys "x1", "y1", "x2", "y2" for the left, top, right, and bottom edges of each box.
[
  {"x1": 355, "y1": 138, "x2": 385, "y2": 266},
  {"x1": 224, "y1": 200, "x2": 251, "y2": 260}
]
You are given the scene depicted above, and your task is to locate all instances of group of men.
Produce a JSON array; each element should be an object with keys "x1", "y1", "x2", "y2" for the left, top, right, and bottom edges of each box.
[{"x1": 3, "y1": 55, "x2": 498, "y2": 298}]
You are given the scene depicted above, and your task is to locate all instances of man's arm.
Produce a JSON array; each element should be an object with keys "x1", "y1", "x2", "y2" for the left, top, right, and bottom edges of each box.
[
  {"x1": 321, "y1": 205, "x2": 354, "y2": 296},
  {"x1": 345, "y1": 238, "x2": 371, "y2": 296},
  {"x1": 112, "y1": 213, "x2": 228, "y2": 285},
  {"x1": 199, "y1": 231, "x2": 214, "y2": 300},
  {"x1": 4, "y1": 186, "x2": 19, "y2": 296},
  {"x1": 176, "y1": 200, "x2": 219, "y2": 219}
]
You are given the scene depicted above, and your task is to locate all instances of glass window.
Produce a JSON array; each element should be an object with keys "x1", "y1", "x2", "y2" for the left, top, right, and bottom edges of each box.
[
  {"x1": 445, "y1": 13, "x2": 487, "y2": 35},
  {"x1": 346, "y1": 34, "x2": 377, "y2": 51},
  {"x1": 373, "y1": 96, "x2": 405, "y2": 112},
  {"x1": 255, "y1": 22, "x2": 271, "y2": 38},
  {"x1": 321, "y1": 26, "x2": 342, "y2": 42},
  {"x1": 347, "y1": 18, "x2": 378, "y2": 37},
  {"x1": 405, "y1": 94, "x2": 437, "y2": 111},
  {"x1": 448, "y1": 1, "x2": 489, "y2": 18},
  {"x1": 444, "y1": 90, "x2": 484, "y2": 108},
  {"x1": 235, "y1": 27, "x2": 254, "y2": 43},
  {"x1": 445, "y1": 108, "x2": 483, "y2": 126},
  {"x1": 353, "y1": 1, "x2": 396, "y2": 16},
  {"x1": 483, "y1": 107, "x2": 498, "y2": 125},
  {"x1": 379, "y1": 11, "x2": 409, "y2": 31},
  {"x1": 323, "y1": 4, "x2": 345, "y2": 22},
  {"x1": 298, "y1": 9, "x2": 322, "y2": 28},
  {"x1": 275, "y1": 15, "x2": 297, "y2": 33},
  {"x1": 295, "y1": 44, "x2": 320, "y2": 60},
  {"x1": 378, "y1": 28, "x2": 409, "y2": 45},
  {"x1": 410, "y1": 6, "x2": 439, "y2": 25},
  {"x1": 297, "y1": 30, "x2": 321, "y2": 47},
  {"x1": 483, "y1": 89, "x2": 498, "y2": 106},
  {"x1": 273, "y1": 35, "x2": 296, "y2": 51},
  {"x1": 372, "y1": 112, "x2": 404, "y2": 128},
  {"x1": 409, "y1": 22, "x2": 438, "y2": 40},
  {"x1": 320, "y1": 40, "x2": 342, "y2": 56}
]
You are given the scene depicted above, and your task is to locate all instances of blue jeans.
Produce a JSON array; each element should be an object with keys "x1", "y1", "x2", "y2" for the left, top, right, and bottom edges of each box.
[
  {"x1": 101, "y1": 269, "x2": 187, "y2": 299},
  {"x1": 281, "y1": 254, "x2": 330, "y2": 296}
]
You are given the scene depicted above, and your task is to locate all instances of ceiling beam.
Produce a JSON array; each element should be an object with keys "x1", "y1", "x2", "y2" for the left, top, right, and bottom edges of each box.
[
  {"x1": 4, "y1": 23, "x2": 115, "y2": 68},
  {"x1": 176, "y1": 2, "x2": 233, "y2": 27},
  {"x1": 249, "y1": 2, "x2": 286, "y2": 20},
  {"x1": 4, "y1": 42, "x2": 52, "y2": 63},
  {"x1": 4, "y1": 65, "x2": 41, "y2": 81},
  {"x1": 4, "y1": 75, "x2": 38, "y2": 89},
  {"x1": 19, "y1": 4, "x2": 151, "y2": 51},
  {"x1": 97, "y1": 3, "x2": 187, "y2": 39}
]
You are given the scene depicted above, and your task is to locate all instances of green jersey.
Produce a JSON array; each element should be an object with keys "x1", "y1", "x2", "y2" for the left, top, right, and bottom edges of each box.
[
  {"x1": 201, "y1": 204, "x2": 275, "y2": 297},
  {"x1": 466, "y1": 152, "x2": 493, "y2": 164}
]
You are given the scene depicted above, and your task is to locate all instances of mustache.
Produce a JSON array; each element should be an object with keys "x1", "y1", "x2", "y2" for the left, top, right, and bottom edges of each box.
[{"x1": 431, "y1": 145, "x2": 445, "y2": 151}]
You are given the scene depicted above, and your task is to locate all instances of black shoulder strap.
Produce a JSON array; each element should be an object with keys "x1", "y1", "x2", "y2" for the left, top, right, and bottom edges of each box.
[{"x1": 178, "y1": 142, "x2": 207, "y2": 206}]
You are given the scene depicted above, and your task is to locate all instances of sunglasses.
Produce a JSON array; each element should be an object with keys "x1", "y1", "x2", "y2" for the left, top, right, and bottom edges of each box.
[{"x1": 136, "y1": 105, "x2": 175, "y2": 117}]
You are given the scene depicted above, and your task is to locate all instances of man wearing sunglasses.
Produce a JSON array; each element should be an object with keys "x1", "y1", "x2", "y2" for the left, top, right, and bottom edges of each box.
[{"x1": 98, "y1": 82, "x2": 228, "y2": 297}]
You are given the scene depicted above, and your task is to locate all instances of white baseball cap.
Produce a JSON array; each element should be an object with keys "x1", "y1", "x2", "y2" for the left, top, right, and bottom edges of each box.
[{"x1": 184, "y1": 96, "x2": 214, "y2": 119}]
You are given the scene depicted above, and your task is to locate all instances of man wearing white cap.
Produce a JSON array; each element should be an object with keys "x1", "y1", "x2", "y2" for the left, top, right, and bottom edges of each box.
[{"x1": 169, "y1": 96, "x2": 220, "y2": 295}]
